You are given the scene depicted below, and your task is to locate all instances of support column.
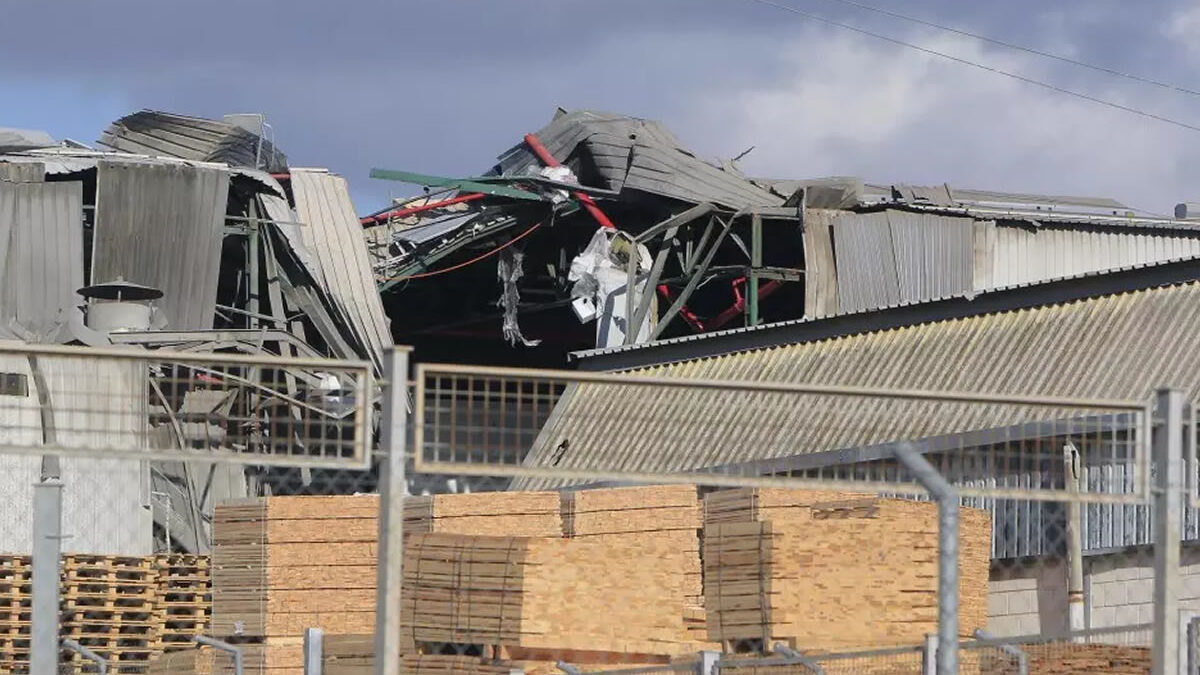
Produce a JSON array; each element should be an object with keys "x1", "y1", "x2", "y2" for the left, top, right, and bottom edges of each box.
[
  {"x1": 30, "y1": 478, "x2": 62, "y2": 675},
  {"x1": 375, "y1": 347, "x2": 411, "y2": 675},
  {"x1": 1153, "y1": 389, "x2": 1184, "y2": 675}
]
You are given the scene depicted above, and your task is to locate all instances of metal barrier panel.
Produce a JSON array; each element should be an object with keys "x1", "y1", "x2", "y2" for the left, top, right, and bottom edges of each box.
[
  {"x1": 391, "y1": 362, "x2": 1190, "y2": 675},
  {"x1": 413, "y1": 363, "x2": 1152, "y2": 502},
  {"x1": 0, "y1": 342, "x2": 387, "y2": 675},
  {"x1": 0, "y1": 343, "x2": 374, "y2": 468}
]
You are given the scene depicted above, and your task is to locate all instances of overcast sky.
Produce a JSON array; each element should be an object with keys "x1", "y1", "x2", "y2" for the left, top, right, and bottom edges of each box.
[{"x1": 4, "y1": 0, "x2": 1200, "y2": 214}]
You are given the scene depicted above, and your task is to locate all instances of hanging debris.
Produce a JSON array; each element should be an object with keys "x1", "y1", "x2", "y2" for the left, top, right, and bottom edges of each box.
[{"x1": 497, "y1": 248, "x2": 541, "y2": 347}]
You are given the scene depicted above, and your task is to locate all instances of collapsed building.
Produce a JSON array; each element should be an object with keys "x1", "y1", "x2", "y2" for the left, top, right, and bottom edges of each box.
[{"x1": 0, "y1": 111, "x2": 391, "y2": 555}]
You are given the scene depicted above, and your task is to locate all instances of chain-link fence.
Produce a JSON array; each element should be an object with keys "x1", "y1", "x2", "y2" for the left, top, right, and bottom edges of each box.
[{"x1": 5, "y1": 345, "x2": 1195, "y2": 674}]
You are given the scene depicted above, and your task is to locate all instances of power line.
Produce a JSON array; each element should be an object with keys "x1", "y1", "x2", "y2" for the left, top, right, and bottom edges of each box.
[
  {"x1": 742, "y1": 0, "x2": 1200, "y2": 134},
  {"x1": 815, "y1": 0, "x2": 1200, "y2": 97}
]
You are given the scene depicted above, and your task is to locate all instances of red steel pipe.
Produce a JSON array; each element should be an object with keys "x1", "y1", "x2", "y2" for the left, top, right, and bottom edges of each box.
[
  {"x1": 707, "y1": 278, "x2": 783, "y2": 330},
  {"x1": 522, "y1": 133, "x2": 616, "y2": 230}
]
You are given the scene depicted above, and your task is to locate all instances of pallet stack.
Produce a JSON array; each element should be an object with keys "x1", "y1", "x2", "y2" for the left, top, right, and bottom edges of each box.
[
  {"x1": 155, "y1": 553, "x2": 212, "y2": 651},
  {"x1": 561, "y1": 485, "x2": 706, "y2": 643},
  {"x1": 0, "y1": 556, "x2": 30, "y2": 672},
  {"x1": 703, "y1": 488, "x2": 991, "y2": 654},
  {"x1": 401, "y1": 532, "x2": 690, "y2": 656},
  {"x1": 58, "y1": 554, "x2": 162, "y2": 671}
]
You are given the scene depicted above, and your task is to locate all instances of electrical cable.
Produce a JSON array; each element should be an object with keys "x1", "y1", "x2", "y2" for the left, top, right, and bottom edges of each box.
[
  {"x1": 381, "y1": 221, "x2": 542, "y2": 282},
  {"x1": 741, "y1": 0, "x2": 1200, "y2": 134},
  {"x1": 814, "y1": 0, "x2": 1200, "y2": 97}
]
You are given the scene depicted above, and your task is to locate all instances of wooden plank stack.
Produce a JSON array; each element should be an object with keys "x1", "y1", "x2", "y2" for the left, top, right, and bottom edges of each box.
[
  {"x1": 562, "y1": 485, "x2": 707, "y2": 644},
  {"x1": 407, "y1": 492, "x2": 563, "y2": 538},
  {"x1": 703, "y1": 488, "x2": 991, "y2": 653},
  {"x1": 401, "y1": 532, "x2": 689, "y2": 655},
  {"x1": 58, "y1": 554, "x2": 162, "y2": 671},
  {"x1": 155, "y1": 553, "x2": 212, "y2": 651},
  {"x1": 207, "y1": 492, "x2": 562, "y2": 673},
  {"x1": 211, "y1": 495, "x2": 380, "y2": 639}
]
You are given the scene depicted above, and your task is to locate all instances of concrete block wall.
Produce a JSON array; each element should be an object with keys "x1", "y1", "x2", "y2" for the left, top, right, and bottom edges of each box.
[{"x1": 987, "y1": 546, "x2": 1200, "y2": 637}]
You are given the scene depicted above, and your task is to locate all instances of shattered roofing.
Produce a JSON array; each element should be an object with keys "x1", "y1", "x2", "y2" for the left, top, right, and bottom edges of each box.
[
  {"x1": 490, "y1": 109, "x2": 781, "y2": 210},
  {"x1": 99, "y1": 110, "x2": 288, "y2": 173}
]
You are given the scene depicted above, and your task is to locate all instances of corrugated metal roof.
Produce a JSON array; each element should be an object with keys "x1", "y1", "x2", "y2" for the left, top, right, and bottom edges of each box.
[
  {"x1": 98, "y1": 110, "x2": 287, "y2": 173},
  {"x1": 491, "y1": 110, "x2": 781, "y2": 210},
  {"x1": 92, "y1": 160, "x2": 229, "y2": 330},
  {"x1": 515, "y1": 279, "x2": 1200, "y2": 489},
  {"x1": 288, "y1": 169, "x2": 392, "y2": 371},
  {"x1": 0, "y1": 180, "x2": 84, "y2": 337}
]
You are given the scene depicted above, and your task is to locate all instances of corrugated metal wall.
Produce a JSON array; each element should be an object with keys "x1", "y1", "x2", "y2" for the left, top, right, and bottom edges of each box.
[
  {"x1": 818, "y1": 211, "x2": 1200, "y2": 317},
  {"x1": 830, "y1": 210, "x2": 976, "y2": 314},
  {"x1": 980, "y1": 222, "x2": 1200, "y2": 289},
  {"x1": 289, "y1": 169, "x2": 392, "y2": 371},
  {"x1": 92, "y1": 160, "x2": 229, "y2": 330},
  {"x1": 0, "y1": 180, "x2": 84, "y2": 336},
  {"x1": 0, "y1": 353, "x2": 150, "y2": 555}
]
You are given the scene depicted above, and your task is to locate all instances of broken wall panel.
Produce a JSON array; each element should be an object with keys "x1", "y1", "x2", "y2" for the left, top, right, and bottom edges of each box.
[
  {"x1": 92, "y1": 160, "x2": 229, "y2": 330},
  {"x1": 288, "y1": 169, "x2": 392, "y2": 371},
  {"x1": 0, "y1": 180, "x2": 84, "y2": 336},
  {"x1": 802, "y1": 209, "x2": 839, "y2": 319},
  {"x1": 832, "y1": 211, "x2": 900, "y2": 313}
]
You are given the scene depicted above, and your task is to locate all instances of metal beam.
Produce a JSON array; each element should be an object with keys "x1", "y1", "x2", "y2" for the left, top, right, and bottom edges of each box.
[
  {"x1": 749, "y1": 213, "x2": 763, "y2": 326},
  {"x1": 368, "y1": 169, "x2": 547, "y2": 202},
  {"x1": 634, "y1": 203, "x2": 716, "y2": 243},
  {"x1": 653, "y1": 215, "x2": 736, "y2": 339},
  {"x1": 628, "y1": 225, "x2": 680, "y2": 344}
]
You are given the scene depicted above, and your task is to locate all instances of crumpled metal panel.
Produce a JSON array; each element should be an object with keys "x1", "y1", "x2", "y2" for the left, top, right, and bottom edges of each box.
[
  {"x1": 831, "y1": 210, "x2": 975, "y2": 314},
  {"x1": 99, "y1": 110, "x2": 287, "y2": 172},
  {"x1": 288, "y1": 169, "x2": 392, "y2": 371},
  {"x1": 92, "y1": 160, "x2": 229, "y2": 329},
  {"x1": 0, "y1": 181, "x2": 84, "y2": 337},
  {"x1": 515, "y1": 281, "x2": 1200, "y2": 491},
  {"x1": 491, "y1": 110, "x2": 781, "y2": 210}
]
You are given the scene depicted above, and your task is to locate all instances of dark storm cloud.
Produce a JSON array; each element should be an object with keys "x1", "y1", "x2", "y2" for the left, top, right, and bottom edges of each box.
[{"x1": 3, "y1": 0, "x2": 1199, "y2": 208}]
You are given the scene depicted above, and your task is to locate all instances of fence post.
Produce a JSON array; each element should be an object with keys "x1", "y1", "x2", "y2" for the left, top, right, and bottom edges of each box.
[
  {"x1": 1153, "y1": 389, "x2": 1184, "y2": 675},
  {"x1": 699, "y1": 650, "x2": 721, "y2": 675},
  {"x1": 375, "y1": 347, "x2": 411, "y2": 675},
  {"x1": 195, "y1": 635, "x2": 244, "y2": 675},
  {"x1": 896, "y1": 444, "x2": 958, "y2": 675},
  {"x1": 305, "y1": 627, "x2": 324, "y2": 675},
  {"x1": 30, "y1": 477, "x2": 63, "y2": 675},
  {"x1": 922, "y1": 633, "x2": 938, "y2": 675}
]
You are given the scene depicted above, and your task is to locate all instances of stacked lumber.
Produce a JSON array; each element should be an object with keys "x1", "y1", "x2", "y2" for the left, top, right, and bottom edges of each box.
[
  {"x1": 406, "y1": 492, "x2": 562, "y2": 537},
  {"x1": 401, "y1": 533, "x2": 689, "y2": 655},
  {"x1": 155, "y1": 553, "x2": 212, "y2": 651},
  {"x1": 211, "y1": 496, "x2": 379, "y2": 639},
  {"x1": 993, "y1": 643, "x2": 1151, "y2": 675},
  {"x1": 702, "y1": 488, "x2": 872, "y2": 525},
  {"x1": 562, "y1": 486, "x2": 701, "y2": 602},
  {"x1": 703, "y1": 488, "x2": 991, "y2": 653},
  {"x1": 562, "y1": 485, "x2": 708, "y2": 646}
]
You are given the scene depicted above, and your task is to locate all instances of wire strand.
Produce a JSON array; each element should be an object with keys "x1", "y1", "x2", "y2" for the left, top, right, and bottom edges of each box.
[
  {"x1": 382, "y1": 222, "x2": 542, "y2": 282},
  {"x1": 742, "y1": 0, "x2": 1200, "y2": 134},
  {"x1": 814, "y1": 0, "x2": 1200, "y2": 97}
]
